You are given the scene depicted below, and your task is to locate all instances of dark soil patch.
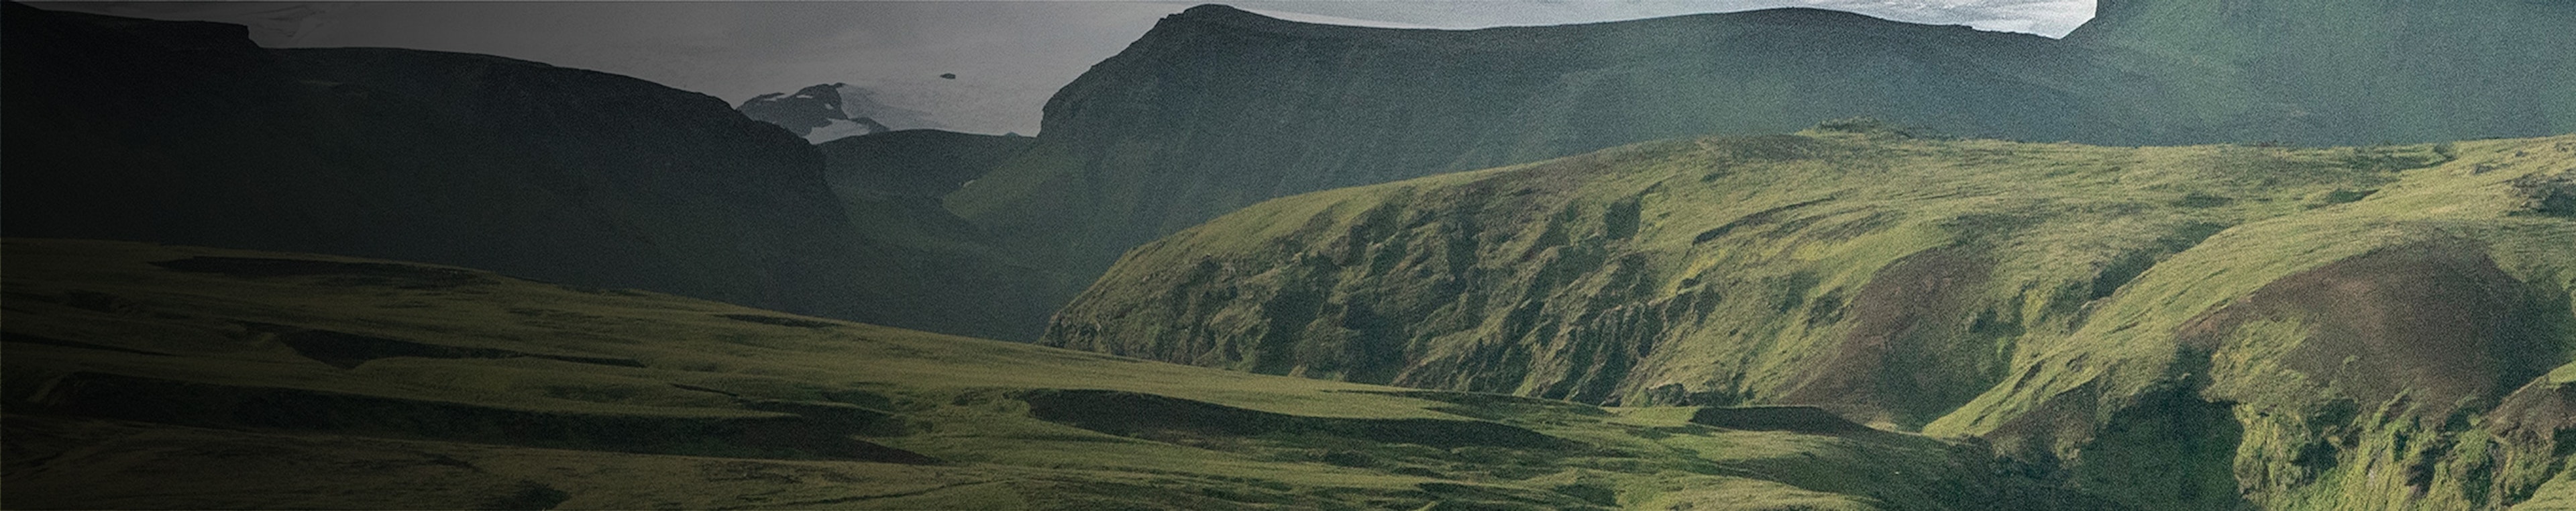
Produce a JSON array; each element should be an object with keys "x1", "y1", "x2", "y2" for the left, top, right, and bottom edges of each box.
[
  {"x1": 1346, "y1": 389, "x2": 1610, "y2": 420},
  {"x1": 55, "y1": 289, "x2": 145, "y2": 314},
  {"x1": 2, "y1": 332, "x2": 174, "y2": 357},
  {"x1": 714, "y1": 314, "x2": 839, "y2": 328},
  {"x1": 1692, "y1": 197, "x2": 1833, "y2": 244},
  {"x1": 1016, "y1": 389, "x2": 1575, "y2": 451},
  {"x1": 2174, "y1": 242, "x2": 2562, "y2": 410},
  {"x1": 152, "y1": 257, "x2": 487, "y2": 288},
  {"x1": 1687, "y1": 406, "x2": 1872, "y2": 434},
  {"x1": 486, "y1": 481, "x2": 572, "y2": 510},
  {"x1": 18, "y1": 371, "x2": 935, "y2": 464},
  {"x1": 251, "y1": 323, "x2": 643, "y2": 369},
  {"x1": 2492, "y1": 379, "x2": 2576, "y2": 445},
  {"x1": 2509, "y1": 172, "x2": 2576, "y2": 217},
  {"x1": 1776, "y1": 245, "x2": 1998, "y2": 426}
]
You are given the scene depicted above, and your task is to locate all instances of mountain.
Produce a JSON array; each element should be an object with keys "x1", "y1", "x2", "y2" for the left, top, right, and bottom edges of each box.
[
  {"x1": 1044, "y1": 127, "x2": 2576, "y2": 509},
  {"x1": 926, "y1": 3, "x2": 2571, "y2": 338},
  {"x1": 739, "y1": 83, "x2": 942, "y2": 144},
  {"x1": 0, "y1": 238, "x2": 2109, "y2": 510},
  {"x1": 943, "y1": 5, "x2": 2188, "y2": 296},
  {"x1": 0, "y1": 3, "x2": 1035, "y2": 340},
  {"x1": 1, "y1": 2, "x2": 861, "y2": 318},
  {"x1": 2066, "y1": 0, "x2": 2576, "y2": 144}
]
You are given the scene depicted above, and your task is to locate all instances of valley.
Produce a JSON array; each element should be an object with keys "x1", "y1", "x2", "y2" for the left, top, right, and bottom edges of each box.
[
  {"x1": 5, "y1": 0, "x2": 2573, "y2": 508},
  {"x1": 3, "y1": 239, "x2": 2096, "y2": 510}
]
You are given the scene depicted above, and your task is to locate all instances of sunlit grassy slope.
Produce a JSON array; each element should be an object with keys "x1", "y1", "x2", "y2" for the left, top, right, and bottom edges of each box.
[
  {"x1": 0, "y1": 238, "x2": 2113, "y2": 510},
  {"x1": 1048, "y1": 126, "x2": 2576, "y2": 509}
]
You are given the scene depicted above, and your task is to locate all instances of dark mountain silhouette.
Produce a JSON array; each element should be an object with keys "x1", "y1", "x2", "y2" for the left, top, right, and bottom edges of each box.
[{"x1": 0, "y1": 2, "x2": 1039, "y2": 339}]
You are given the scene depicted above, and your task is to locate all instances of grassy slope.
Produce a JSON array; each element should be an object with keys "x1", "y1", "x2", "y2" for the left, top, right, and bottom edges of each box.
[
  {"x1": 936, "y1": 6, "x2": 2190, "y2": 333},
  {"x1": 916, "y1": 1, "x2": 2573, "y2": 350},
  {"x1": 0, "y1": 238, "x2": 2104, "y2": 510},
  {"x1": 1047, "y1": 128, "x2": 2576, "y2": 509}
]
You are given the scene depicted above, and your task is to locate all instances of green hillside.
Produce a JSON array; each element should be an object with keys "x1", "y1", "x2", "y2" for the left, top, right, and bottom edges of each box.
[
  {"x1": 947, "y1": 5, "x2": 2184, "y2": 294},
  {"x1": 932, "y1": 3, "x2": 2569, "y2": 340},
  {"x1": 1, "y1": 238, "x2": 2121, "y2": 509},
  {"x1": 1046, "y1": 127, "x2": 2576, "y2": 509}
]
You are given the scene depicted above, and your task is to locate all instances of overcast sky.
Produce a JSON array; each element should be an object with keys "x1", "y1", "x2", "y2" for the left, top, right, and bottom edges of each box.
[{"x1": 40, "y1": 1, "x2": 2095, "y2": 136}]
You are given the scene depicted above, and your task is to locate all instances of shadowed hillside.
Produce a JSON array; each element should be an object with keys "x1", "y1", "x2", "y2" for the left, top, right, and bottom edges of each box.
[
  {"x1": 0, "y1": 3, "x2": 1046, "y2": 340},
  {"x1": 2068, "y1": 0, "x2": 2576, "y2": 144},
  {"x1": 1046, "y1": 128, "x2": 2576, "y2": 509}
]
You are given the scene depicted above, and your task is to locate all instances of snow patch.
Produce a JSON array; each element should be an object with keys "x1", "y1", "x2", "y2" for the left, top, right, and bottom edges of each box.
[{"x1": 803, "y1": 118, "x2": 875, "y2": 144}]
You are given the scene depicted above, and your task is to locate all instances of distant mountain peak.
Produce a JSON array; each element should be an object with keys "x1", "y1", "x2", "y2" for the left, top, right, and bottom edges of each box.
[
  {"x1": 1174, "y1": 4, "x2": 1258, "y2": 19},
  {"x1": 738, "y1": 83, "x2": 938, "y2": 144}
]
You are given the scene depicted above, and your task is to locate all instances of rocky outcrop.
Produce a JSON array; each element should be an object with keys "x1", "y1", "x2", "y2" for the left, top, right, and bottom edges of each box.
[{"x1": 738, "y1": 83, "x2": 938, "y2": 144}]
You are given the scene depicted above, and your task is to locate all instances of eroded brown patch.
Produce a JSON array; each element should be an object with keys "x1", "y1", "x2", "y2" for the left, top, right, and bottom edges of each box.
[
  {"x1": 2176, "y1": 242, "x2": 2559, "y2": 412},
  {"x1": 1776, "y1": 245, "x2": 1998, "y2": 426}
]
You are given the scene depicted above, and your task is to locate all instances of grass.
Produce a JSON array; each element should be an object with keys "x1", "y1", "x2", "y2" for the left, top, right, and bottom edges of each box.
[
  {"x1": 3, "y1": 238, "x2": 2092, "y2": 510},
  {"x1": 1048, "y1": 129, "x2": 2576, "y2": 509}
]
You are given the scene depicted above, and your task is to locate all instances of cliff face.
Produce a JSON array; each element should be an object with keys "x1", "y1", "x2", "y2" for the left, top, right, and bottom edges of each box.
[{"x1": 1045, "y1": 129, "x2": 2576, "y2": 509}]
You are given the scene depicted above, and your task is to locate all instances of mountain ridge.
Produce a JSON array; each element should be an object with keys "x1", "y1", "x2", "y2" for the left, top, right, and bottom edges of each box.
[
  {"x1": 1044, "y1": 129, "x2": 2576, "y2": 509},
  {"x1": 0, "y1": 2, "x2": 1045, "y2": 340},
  {"x1": 947, "y1": 5, "x2": 2182, "y2": 340}
]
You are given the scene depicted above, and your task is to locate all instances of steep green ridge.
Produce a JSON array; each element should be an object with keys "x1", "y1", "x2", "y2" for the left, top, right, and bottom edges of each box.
[
  {"x1": 2069, "y1": 0, "x2": 2576, "y2": 144},
  {"x1": 1046, "y1": 128, "x2": 2576, "y2": 508},
  {"x1": 933, "y1": 3, "x2": 2565, "y2": 338},
  {"x1": 0, "y1": 3, "x2": 1040, "y2": 340},
  {"x1": 2, "y1": 238, "x2": 2106, "y2": 509},
  {"x1": 945, "y1": 5, "x2": 2187, "y2": 298}
]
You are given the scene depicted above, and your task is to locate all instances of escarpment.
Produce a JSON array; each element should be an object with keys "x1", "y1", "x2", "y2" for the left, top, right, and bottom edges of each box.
[{"x1": 1050, "y1": 130, "x2": 2576, "y2": 509}]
